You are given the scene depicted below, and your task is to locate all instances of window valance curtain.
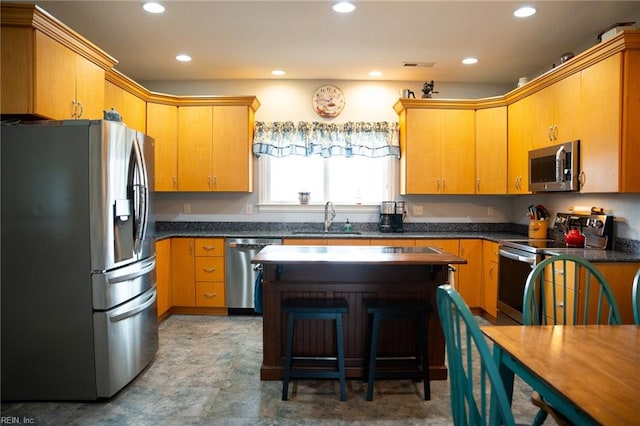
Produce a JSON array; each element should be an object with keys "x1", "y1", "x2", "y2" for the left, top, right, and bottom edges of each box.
[{"x1": 252, "y1": 121, "x2": 400, "y2": 158}]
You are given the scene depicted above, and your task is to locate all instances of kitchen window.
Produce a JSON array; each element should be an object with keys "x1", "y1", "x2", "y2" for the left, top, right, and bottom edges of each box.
[
  {"x1": 253, "y1": 121, "x2": 399, "y2": 208},
  {"x1": 258, "y1": 155, "x2": 397, "y2": 206}
]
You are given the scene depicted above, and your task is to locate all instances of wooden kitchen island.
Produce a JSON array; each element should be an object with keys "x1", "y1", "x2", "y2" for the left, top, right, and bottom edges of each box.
[{"x1": 251, "y1": 245, "x2": 467, "y2": 381}]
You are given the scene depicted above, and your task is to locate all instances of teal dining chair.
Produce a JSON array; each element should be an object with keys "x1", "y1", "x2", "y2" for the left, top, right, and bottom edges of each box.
[
  {"x1": 522, "y1": 254, "x2": 622, "y2": 426},
  {"x1": 633, "y1": 268, "x2": 640, "y2": 325},
  {"x1": 436, "y1": 285, "x2": 517, "y2": 426}
]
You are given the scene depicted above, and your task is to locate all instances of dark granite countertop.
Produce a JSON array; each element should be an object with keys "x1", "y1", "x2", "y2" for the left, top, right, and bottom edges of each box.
[{"x1": 155, "y1": 221, "x2": 640, "y2": 263}]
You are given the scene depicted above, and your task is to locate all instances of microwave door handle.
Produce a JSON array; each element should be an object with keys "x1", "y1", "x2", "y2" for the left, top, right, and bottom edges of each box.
[{"x1": 555, "y1": 146, "x2": 566, "y2": 182}]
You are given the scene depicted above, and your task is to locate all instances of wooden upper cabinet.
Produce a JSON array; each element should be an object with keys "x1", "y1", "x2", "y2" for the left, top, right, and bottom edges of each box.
[
  {"x1": 579, "y1": 51, "x2": 640, "y2": 193},
  {"x1": 398, "y1": 106, "x2": 475, "y2": 194},
  {"x1": 507, "y1": 96, "x2": 534, "y2": 194},
  {"x1": 104, "y1": 80, "x2": 146, "y2": 133},
  {"x1": 1, "y1": 4, "x2": 114, "y2": 119},
  {"x1": 177, "y1": 102, "x2": 257, "y2": 192},
  {"x1": 531, "y1": 72, "x2": 581, "y2": 148},
  {"x1": 475, "y1": 106, "x2": 507, "y2": 194},
  {"x1": 178, "y1": 106, "x2": 214, "y2": 191},
  {"x1": 147, "y1": 103, "x2": 179, "y2": 192},
  {"x1": 211, "y1": 106, "x2": 253, "y2": 192}
]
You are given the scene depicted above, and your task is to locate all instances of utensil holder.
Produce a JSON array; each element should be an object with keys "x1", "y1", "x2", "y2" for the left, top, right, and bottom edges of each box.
[{"x1": 528, "y1": 220, "x2": 548, "y2": 239}]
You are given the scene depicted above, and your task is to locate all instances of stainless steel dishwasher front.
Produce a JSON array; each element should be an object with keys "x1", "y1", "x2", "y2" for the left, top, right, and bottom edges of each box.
[{"x1": 225, "y1": 238, "x2": 282, "y2": 313}]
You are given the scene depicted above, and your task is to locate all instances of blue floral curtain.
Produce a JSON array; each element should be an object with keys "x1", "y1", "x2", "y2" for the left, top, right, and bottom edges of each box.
[{"x1": 252, "y1": 121, "x2": 400, "y2": 158}]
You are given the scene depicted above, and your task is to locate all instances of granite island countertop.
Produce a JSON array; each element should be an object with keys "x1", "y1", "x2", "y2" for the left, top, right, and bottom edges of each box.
[{"x1": 251, "y1": 244, "x2": 468, "y2": 265}]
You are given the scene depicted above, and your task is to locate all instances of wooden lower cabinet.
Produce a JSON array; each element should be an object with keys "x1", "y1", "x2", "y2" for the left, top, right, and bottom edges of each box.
[
  {"x1": 170, "y1": 237, "x2": 226, "y2": 312},
  {"x1": 482, "y1": 241, "x2": 499, "y2": 319},
  {"x1": 457, "y1": 239, "x2": 483, "y2": 308},
  {"x1": 171, "y1": 238, "x2": 196, "y2": 306},
  {"x1": 593, "y1": 262, "x2": 640, "y2": 324},
  {"x1": 156, "y1": 238, "x2": 172, "y2": 319}
]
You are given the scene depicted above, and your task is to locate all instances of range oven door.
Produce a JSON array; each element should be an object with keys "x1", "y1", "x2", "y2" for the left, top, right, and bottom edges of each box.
[{"x1": 497, "y1": 247, "x2": 540, "y2": 324}]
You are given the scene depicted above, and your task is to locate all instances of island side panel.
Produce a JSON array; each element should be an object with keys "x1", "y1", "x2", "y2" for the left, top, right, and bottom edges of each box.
[{"x1": 260, "y1": 263, "x2": 448, "y2": 381}]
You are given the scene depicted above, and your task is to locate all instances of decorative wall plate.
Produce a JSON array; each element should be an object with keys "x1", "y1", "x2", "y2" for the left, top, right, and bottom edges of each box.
[{"x1": 312, "y1": 85, "x2": 345, "y2": 118}]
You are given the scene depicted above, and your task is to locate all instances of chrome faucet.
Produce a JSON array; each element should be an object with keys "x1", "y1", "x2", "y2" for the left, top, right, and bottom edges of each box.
[{"x1": 324, "y1": 201, "x2": 336, "y2": 232}]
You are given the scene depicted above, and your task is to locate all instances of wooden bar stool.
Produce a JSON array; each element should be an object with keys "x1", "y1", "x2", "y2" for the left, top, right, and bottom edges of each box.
[
  {"x1": 363, "y1": 299, "x2": 430, "y2": 401},
  {"x1": 281, "y1": 298, "x2": 348, "y2": 401}
]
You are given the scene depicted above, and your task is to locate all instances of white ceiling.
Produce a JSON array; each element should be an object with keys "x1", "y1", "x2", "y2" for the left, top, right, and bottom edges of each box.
[{"x1": 31, "y1": 1, "x2": 640, "y2": 85}]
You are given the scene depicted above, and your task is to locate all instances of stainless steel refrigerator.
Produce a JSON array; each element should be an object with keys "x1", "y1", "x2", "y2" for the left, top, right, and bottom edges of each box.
[{"x1": 1, "y1": 119, "x2": 158, "y2": 400}]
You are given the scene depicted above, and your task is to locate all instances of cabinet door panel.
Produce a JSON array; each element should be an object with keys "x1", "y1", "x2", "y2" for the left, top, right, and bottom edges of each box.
[
  {"x1": 458, "y1": 239, "x2": 483, "y2": 307},
  {"x1": 405, "y1": 109, "x2": 441, "y2": 194},
  {"x1": 1, "y1": 27, "x2": 34, "y2": 114},
  {"x1": 156, "y1": 239, "x2": 172, "y2": 318},
  {"x1": 475, "y1": 107, "x2": 507, "y2": 194},
  {"x1": 482, "y1": 241, "x2": 499, "y2": 318},
  {"x1": 212, "y1": 106, "x2": 251, "y2": 191},
  {"x1": 104, "y1": 81, "x2": 145, "y2": 131},
  {"x1": 579, "y1": 53, "x2": 621, "y2": 193},
  {"x1": 75, "y1": 55, "x2": 105, "y2": 120},
  {"x1": 34, "y1": 31, "x2": 76, "y2": 119},
  {"x1": 178, "y1": 106, "x2": 213, "y2": 191},
  {"x1": 507, "y1": 96, "x2": 534, "y2": 193},
  {"x1": 147, "y1": 103, "x2": 178, "y2": 191},
  {"x1": 171, "y1": 238, "x2": 195, "y2": 306},
  {"x1": 441, "y1": 109, "x2": 475, "y2": 194}
]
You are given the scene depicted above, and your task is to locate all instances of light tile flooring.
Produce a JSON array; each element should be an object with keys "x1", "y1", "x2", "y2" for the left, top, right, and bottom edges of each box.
[{"x1": 2, "y1": 315, "x2": 550, "y2": 425}]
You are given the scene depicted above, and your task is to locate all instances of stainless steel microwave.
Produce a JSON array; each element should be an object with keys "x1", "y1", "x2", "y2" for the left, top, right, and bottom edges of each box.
[{"x1": 528, "y1": 140, "x2": 579, "y2": 192}]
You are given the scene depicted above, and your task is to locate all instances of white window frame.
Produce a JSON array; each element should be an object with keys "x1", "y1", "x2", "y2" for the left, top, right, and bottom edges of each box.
[{"x1": 257, "y1": 155, "x2": 398, "y2": 213}]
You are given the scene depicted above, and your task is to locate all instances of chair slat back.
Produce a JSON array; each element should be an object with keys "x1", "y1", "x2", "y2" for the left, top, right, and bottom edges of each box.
[
  {"x1": 632, "y1": 268, "x2": 640, "y2": 325},
  {"x1": 523, "y1": 254, "x2": 621, "y2": 325},
  {"x1": 436, "y1": 285, "x2": 516, "y2": 426}
]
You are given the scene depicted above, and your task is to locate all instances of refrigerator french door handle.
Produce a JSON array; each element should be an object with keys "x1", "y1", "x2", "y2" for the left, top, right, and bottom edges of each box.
[
  {"x1": 131, "y1": 135, "x2": 149, "y2": 254},
  {"x1": 109, "y1": 290, "x2": 157, "y2": 323}
]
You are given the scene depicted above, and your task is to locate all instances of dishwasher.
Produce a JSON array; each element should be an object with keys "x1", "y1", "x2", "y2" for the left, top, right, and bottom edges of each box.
[{"x1": 225, "y1": 238, "x2": 282, "y2": 314}]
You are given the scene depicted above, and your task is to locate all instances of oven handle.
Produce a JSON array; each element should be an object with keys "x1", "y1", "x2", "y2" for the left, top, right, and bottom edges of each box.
[{"x1": 499, "y1": 248, "x2": 537, "y2": 266}]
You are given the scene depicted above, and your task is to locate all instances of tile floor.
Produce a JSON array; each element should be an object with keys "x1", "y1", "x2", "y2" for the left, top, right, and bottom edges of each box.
[{"x1": 1, "y1": 315, "x2": 550, "y2": 425}]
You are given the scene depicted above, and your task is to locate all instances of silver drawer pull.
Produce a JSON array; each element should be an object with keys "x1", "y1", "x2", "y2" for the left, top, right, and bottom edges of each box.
[
  {"x1": 203, "y1": 267, "x2": 216, "y2": 272},
  {"x1": 204, "y1": 293, "x2": 217, "y2": 298}
]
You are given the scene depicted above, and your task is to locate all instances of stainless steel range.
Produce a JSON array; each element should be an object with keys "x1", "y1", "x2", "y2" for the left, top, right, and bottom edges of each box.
[{"x1": 497, "y1": 212, "x2": 614, "y2": 324}]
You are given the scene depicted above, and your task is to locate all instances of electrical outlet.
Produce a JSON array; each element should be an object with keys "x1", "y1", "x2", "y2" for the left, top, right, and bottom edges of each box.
[
  {"x1": 488, "y1": 206, "x2": 494, "y2": 216},
  {"x1": 183, "y1": 203, "x2": 191, "y2": 214},
  {"x1": 412, "y1": 205, "x2": 424, "y2": 216},
  {"x1": 245, "y1": 204, "x2": 253, "y2": 215}
]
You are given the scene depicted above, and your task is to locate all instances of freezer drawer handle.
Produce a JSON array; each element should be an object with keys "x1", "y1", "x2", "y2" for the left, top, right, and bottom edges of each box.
[
  {"x1": 107, "y1": 259, "x2": 156, "y2": 285},
  {"x1": 110, "y1": 290, "x2": 157, "y2": 323}
]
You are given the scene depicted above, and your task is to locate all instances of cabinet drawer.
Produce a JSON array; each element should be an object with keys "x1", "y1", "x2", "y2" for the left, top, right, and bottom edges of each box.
[
  {"x1": 195, "y1": 257, "x2": 224, "y2": 281},
  {"x1": 195, "y1": 238, "x2": 224, "y2": 256},
  {"x1": 196, "y1": 282, "x2": 225, "y2": 307},
  {"x1": 543, "y1": 281, "x2": 575, "y2": 323},
  {"x1": 544, "y1": 261, "x2": 576, "y2": 289}
]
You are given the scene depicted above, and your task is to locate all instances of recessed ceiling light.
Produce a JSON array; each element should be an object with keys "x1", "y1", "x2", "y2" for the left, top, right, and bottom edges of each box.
[
  {"x1": 175, "y1": 54, "x2": 191, "y2": 62},
  {"x1": 332, "y1": 2, "x2": 356, "y2": 13},
  {"x1": 271, "y1": 70, "x2": 286, "y2": 76},
  {"x1": 462, "y1": 57, "x2": 478, "y2": 65},
  {"x1": 143, "y1": 2, "x2": 165, "y2": 14},
  {"x1": 514, "y1": 6, "x2": 537, "y2": 18},
  {"x1": 368, "y1": 70, "x2": 383, "y2": 77}
]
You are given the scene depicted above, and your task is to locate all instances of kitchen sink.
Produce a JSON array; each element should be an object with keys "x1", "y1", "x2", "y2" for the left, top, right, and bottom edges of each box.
[{"x1": 291, "y1": 231, "x2": 362, "y2": 235}]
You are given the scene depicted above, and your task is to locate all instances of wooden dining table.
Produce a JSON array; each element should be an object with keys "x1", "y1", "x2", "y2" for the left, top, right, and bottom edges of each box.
[{"x1": 481, "y1": 325, "x2": 640, "y2": 426}]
